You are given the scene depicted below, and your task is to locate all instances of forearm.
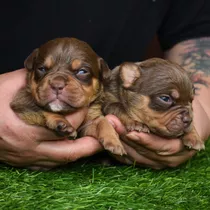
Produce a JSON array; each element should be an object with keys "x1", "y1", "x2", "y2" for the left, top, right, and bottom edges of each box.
[{"x1": 164, "y1": 37, "x2": 210, "y2": 140}]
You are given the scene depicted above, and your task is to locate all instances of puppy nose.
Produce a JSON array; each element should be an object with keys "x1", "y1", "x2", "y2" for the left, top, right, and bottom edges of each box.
[
  {"x1": 181, "y1": 110, "x2": 192, "y2": 127},
  {"x1": 50, "y1": 76, "x2": 66, "y2": 92}
]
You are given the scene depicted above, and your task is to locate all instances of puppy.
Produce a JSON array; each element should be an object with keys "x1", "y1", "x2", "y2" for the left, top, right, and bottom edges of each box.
[
  {"x1": 10, "y1": 37, "x2": 126, "y2": 155},
  {"x1": 103, "y1": 58, "x2": 204, "y2": 151}
]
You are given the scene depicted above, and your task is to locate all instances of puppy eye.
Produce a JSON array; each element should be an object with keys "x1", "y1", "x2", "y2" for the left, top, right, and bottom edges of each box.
[
  {"x1": 38, "y1": 66, "x2": 46, "y2": 73},
  {"x1": 159, "y1": 95, "x2": 172, "y2": 103},
  {"x1": 35, "y1": 66, "x2": 47, "y2": 80},
  {"x1": 77, "y1": 69, "x2": 88, "y2": 75},
  {"x1": 158, "y1": 95, "x2": 174, "y2": 108},
  {"x1": 76, "y1": 68, "x2": 91, "y2": 82}
]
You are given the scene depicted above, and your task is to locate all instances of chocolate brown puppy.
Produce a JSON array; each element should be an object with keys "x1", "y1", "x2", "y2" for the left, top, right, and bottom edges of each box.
[
  {"x1": 103, "y1": 58, "x2": 204, "y2": 150},
  {"x1": 10, "y1": 37, "x2": 126, "y2": 155}
]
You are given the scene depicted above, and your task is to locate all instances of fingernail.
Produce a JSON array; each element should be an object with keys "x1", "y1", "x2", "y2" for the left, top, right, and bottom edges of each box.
[
  {"x1": 156, "y1": 145, "x2": 171, "y2": 155},
  {"x1": 157, "y1": 151, "x2": 171, "y2": 155},
  {"x1": 126, "y1": 133, "x2": 140, "y2": 140}
]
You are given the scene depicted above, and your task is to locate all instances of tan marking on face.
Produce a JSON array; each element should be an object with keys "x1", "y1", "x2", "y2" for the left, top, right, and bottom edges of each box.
[
  {"x1": 71, "y1": 59, "x2": 82, "y2": 70},
  {"x1": 128, "y1": 95, "x2": 175, "y2": 135},
  {"x1": 82, "y1": 77, "x2": 101, "y2": 104},
  {"x1": 29, "y1": 72, "x2": 39, "y2": 101},
  {"x1": 44, "y1": 56, "x2": 54, "y2": 69},
  {"x1": 128, "y1": 95, "x2": 151, "y2": 122},
  {"x1": 171, "y1": 89, "x2": 180, "y2": 99},
  {"x1": 29, "y1": 71, "x2": 54, "y2": 107}
]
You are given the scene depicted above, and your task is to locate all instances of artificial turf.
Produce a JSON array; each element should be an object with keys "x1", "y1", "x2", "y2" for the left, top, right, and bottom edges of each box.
[{"x1": 1, "y1": 140, "x2": 210, "y2": 210}]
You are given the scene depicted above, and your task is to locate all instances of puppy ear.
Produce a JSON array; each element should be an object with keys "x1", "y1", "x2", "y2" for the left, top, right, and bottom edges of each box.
[
  {"x1": 98, "y1": 58, "x2": 111, "y2": 81},
  {"x1": 119, "y1": 62, "x2": 141, "y2": 88},
  {"x1": 24, "y1": 48, "x2": 39, "y2": 70}
]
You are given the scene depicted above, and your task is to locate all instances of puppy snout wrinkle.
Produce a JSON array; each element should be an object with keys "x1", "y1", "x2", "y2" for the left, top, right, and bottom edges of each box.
[{"x1": 181, "y1": 110, "x2": 192, "y2": 127}]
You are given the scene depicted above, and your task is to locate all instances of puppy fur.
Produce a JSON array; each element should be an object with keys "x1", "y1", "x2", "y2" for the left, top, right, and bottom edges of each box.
[
  {"x1": 103, "y1": 58, "x2": 204, "y2": 151},
  {"x1": 11, "y1": 37, "x2": 126, "y2": 155}
]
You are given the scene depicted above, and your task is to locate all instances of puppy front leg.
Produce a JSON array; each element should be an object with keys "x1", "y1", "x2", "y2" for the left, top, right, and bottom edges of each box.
[
  {"x1": 103, "y1": 102, "x2": 150, "y2": 133},
  {"x1": 18, "y1": 111, "x2": 77, "y2": 138},
  {"x1": 182, "y1": 125, "x2": 205, "y2": 151},
  {"x1": 43, "y1": 112, "x2": 77, "y2": 138},
  {"x1": 81, "y1": 116, "x2": 126, "y2": 156},
  {"x1": 97, "y1": 117, "x2": 127, "y2": 155}
]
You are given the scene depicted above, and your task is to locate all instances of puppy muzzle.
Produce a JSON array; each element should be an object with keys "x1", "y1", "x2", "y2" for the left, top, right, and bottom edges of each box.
[
  {"x1": 49, "y1": 75, "x2": 67, "y2": 95},
  {"x1": 165, "y1": 108, "x2": 192, "y2": 136}
]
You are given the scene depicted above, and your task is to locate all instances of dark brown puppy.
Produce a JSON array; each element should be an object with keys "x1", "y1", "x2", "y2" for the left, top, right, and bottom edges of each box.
[
  {"x1": 103, "y1": 58, "x2": 204, "y2": 150},
  {"x1": 10, "y1": 37, "x2": 126, "y2": 155}
]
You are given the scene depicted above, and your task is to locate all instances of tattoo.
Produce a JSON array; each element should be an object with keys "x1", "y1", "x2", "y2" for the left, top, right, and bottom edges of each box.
[{"x1": 180, "y1": 37, "x2": 210, "y2": 88}]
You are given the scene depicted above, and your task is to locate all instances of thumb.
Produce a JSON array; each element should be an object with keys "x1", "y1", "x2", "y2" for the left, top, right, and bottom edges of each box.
[
  {"x1": 37, "y1": 136, "x2": 103, "y2": 163},
  {"x1": 105, "y1": 114, "x2": 127, "y2": 135}
]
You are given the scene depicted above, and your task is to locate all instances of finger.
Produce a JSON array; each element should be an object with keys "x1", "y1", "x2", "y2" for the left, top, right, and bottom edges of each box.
[
  {"x1": 116, "y1": 139, "x2": 195, "y2": 169},
  {"x1": 159, "y1": 150, "x2": 196, "y2": 168},
  {"x1": 3, "y1": 153, "x2": 65, "y2": 169},
  {"x1": 27, "y1": 161, "x2": 65, "y2": 171},
  {"x1": 11, "y1": 108, "x2": 89, "y2": 142},
  {"x1": 28, "y1": 166, "x2": 52, "y2": 171},
  {"x1": 125, "y1": 131, "x2": 184, "y2": 155},
  {"x1": 65, "y1": 107, "x2": 88, "y2": 129},
  {"x1": 26, "y1": 126, "x2": 64, "y2": 141},
  {"x1": 114, "y1": 142, "x2": 166, "y2": 170},
  {"x1": 8, "y1": 109, "x2": 62, "y2": 141},
  {"x1": 28, "y1": 160, "x2": 65, "y2": 168},
  {"x1": 121, "y1": 135, "x2": 196, "y2": 167},
  {"x1": 105, "y1": 114, "x2": 127, "y2": 135},
  {"x1": 120, "y1": 136, "x2": 169, "y2": 166},
  {"x1": 37, "y1": 137, "x2": 103, "y2": 163}
]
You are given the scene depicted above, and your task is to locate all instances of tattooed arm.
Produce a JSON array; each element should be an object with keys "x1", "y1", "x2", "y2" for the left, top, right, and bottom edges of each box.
[{"x1": 164, "y1": 37, "x2": 210, "y2": 142}]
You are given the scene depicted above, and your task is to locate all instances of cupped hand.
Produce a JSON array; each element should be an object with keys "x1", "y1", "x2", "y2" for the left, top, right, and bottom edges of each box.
[
  {"x1": 106, "y1": 98, "x2": 210, "y2": 169},
  {"x1": 0, "y1": 69, "x2": 102, "y2": 170}
]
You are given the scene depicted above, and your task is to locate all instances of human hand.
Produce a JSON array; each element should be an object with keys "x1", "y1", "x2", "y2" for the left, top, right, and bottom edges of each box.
[
  {"x1": 106, "y1": 98, "x2": 210, "y2": 169},
  {"x1": 0, "y1": 69, "x2": 102, "y2": 170}
]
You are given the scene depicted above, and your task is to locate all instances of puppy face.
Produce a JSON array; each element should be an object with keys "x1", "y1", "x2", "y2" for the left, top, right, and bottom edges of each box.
[
  {"x1": 25, "y1": 37, "x2": 109, "y2": 113},
  {"x1": 118, "y1": 58, "x2": 194, "y2": 138}
]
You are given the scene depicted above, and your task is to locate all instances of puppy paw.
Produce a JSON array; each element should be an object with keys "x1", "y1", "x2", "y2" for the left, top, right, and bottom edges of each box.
[
  {"x1": 99, "y1": 139, "x2": 127, "y2": 156},
  {"x1": 92, "y1": 117, "x2": 127, "y2": 156},
  {"x1": 45, "y1": 113, "x2": 77, "y2": 139},
  {"x1": 183, "y1": 139, "x2": 205, "y2": 151},
  {"x1": 126, "y1": 121, "x2": 150, "y2": 133},
  {"x1": 99, "y1": 137, "x2": 127, "y2": 156},
  {"x1": 182, "y1": 131, "x2": 205, "y2": 151},
  {"x1": 55, "y1": 121, "x2": 77, "y2": 139}
]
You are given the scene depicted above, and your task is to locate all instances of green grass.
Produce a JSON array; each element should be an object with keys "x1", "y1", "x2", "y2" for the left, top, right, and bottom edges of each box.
[{"x1": 1, "y1": 140, "x2": 210, "y2": 210}]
